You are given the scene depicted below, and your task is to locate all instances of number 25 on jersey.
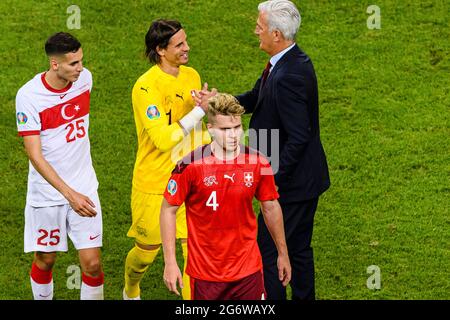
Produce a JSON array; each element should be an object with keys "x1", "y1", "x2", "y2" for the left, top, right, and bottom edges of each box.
[{"x1": 65, "y1": 119, "x2": 86, "y2": 143}]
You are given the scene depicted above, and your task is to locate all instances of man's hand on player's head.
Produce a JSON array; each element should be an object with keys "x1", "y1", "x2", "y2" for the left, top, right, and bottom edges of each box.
[
  {"x1": 163, "y1": 263, "x2": 183, "y2": 296},
  {"x1": 66, "y1": 190, "x2": 97, "y2": 217}
]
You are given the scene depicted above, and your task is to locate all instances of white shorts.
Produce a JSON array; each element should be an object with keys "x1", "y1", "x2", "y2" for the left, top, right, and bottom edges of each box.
[{"x1": 24, "y1": 192, "x2": 103, "y2": 253}]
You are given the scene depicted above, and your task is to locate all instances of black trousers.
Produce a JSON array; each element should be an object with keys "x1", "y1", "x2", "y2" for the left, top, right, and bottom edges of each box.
[{"x1": 257, "y1": 197, "x2": 319, "y2": 300}]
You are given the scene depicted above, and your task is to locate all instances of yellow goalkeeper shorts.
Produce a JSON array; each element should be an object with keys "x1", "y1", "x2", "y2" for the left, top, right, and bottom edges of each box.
[{"x1": 127, "y1": 188, "x2": 187, "y2": 245}]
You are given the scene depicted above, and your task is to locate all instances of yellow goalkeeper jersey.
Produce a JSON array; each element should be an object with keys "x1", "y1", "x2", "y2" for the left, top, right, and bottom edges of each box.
[{"x1": 131, "y1": 65, "x2": 211, "y2": 194}]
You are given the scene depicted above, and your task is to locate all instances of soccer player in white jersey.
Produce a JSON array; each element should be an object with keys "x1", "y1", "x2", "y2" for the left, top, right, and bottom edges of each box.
[{"x1": 15, "y1": 32, "x2": 104, "y2": 300}]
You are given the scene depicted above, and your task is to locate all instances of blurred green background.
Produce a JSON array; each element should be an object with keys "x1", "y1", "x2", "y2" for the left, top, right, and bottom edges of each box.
[{"x1": 0, "y1": 0, "x2": 448, "y2": 299}]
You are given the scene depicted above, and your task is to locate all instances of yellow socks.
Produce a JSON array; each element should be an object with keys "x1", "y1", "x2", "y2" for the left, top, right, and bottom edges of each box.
[
  {"x1": 124, "y1": 244, "x2": 159, "y2": 298},
  {"x1": 181, "y1": 241, "x2": 191, "y2": 300},
  {"x1": 124, "y1": 242, "x2": 189, "y2": 299}
]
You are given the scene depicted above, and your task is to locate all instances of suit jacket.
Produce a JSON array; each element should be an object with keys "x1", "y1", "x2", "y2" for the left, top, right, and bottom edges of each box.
[{"x1": 237, "y1": 44, "x2": 330, "y2": 202}]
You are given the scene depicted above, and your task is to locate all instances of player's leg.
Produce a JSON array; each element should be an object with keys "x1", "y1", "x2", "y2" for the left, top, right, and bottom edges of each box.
[
  {"x1": 24, "y1": 203, "x2": 69, "y2": 300},
  {"x1": 124, "y1": 191, "x2": 162, "y2": 299},
  {"x1": 124, "y1": 242, "x2": 160, "y2": 299},
  {"x1": 31, "y1": 252, "x2": 56, "y2": 300},
  {"x1": 78, "y1": 247, "x2": 104, "y2": 300},
  {"x1": 177, "y1": 204, "x2": 191, "y2": 300},
  {"x1": 67, "y1": 191, "x2": 104, "y2": 300}
]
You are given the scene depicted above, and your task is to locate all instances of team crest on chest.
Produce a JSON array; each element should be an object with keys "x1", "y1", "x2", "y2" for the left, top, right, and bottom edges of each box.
[
  {"x1": 146, "y1": 105, "x2": 160, "y2": 120},
  {"x1": 244, "y1": 172, "x2": 254, "y2": 187},
  {"x1": 61, "y1": 103, "x2": 80, "y2": 120},
  {"x1": 203, "y1": 175, "x2": 218, "y2": 187}
]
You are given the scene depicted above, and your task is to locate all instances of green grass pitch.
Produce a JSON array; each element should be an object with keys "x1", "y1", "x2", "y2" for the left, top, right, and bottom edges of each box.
[{"x1": 0, "y1": 0, "x2": 448, "y2": 299}]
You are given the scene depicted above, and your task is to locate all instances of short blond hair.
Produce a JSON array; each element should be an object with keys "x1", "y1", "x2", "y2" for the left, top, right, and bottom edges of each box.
[{"x1": 207, "y1": 93, "x2": 245, "y2": 123}]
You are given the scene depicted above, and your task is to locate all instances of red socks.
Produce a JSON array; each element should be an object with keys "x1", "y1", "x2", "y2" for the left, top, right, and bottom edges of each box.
[
  {"x1": 82, "y1": 272, "x2": 104, "y2": 287},
  {"x1": 30, "y1": 262, "x2": 52, "y2": 284}
]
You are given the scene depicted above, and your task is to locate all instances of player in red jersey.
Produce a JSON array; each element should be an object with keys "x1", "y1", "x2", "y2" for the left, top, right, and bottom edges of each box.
[
  {"x1": 161, "y1": 93, "x2": 291, "y2": 299},
  {"x1": 16, "y1": 32, "x2": 104, "y2": 299}
]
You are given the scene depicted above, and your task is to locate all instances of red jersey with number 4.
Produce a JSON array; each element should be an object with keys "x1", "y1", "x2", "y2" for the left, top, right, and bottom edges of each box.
[
  {"x1": 164, "y1": 144, "x2": 279, "y2": 282},
  {"x1": 15, "y1": 69, "x2": 98, "y2": 207}
]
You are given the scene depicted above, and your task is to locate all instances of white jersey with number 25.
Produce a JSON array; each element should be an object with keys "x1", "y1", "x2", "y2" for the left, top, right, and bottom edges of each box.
[{"x1": 16, "y1": 68, "x2": 98, "y2": 207}]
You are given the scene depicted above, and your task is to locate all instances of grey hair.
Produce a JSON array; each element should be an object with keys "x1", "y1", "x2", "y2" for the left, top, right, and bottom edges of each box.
[{"x1": 258, "y1": 0, "x2": 301, "y2": 41}]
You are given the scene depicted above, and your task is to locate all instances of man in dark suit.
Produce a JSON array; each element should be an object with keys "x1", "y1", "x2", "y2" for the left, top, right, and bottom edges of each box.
[{"x1": 236, "y1": 0, "x2": 330, "y2": 300}]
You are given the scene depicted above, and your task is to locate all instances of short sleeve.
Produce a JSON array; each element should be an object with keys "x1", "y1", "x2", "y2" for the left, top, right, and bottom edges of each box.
[
  {"x1": 16, "y1": 90, "x2": 41, "y2": 136},
  {"x1": 255, "y1": 156, "x2": 279, "y2": 201},
  {"x1": 163, "y1": 162, "x2": 192, "y2": 206}
]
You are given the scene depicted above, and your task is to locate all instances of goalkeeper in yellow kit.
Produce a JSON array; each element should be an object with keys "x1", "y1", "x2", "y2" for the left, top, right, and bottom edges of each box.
[{"x1": 123, "y1": 19, "x2": 211, "y2": 300}]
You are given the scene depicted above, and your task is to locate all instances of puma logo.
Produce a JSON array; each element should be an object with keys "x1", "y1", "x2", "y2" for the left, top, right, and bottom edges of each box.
[
  {"x1": 140, "y1": 87, "x2": 149, "y2": 93},
  {"x1": 175, "y1": 93, "x2": 184, "y2": 101},
  {"x1": 224, "y1": 174, "x2": 235, "y2": 183}
]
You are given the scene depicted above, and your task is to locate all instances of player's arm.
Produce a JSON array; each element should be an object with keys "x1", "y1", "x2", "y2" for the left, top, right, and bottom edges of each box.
[
  {"x1": 260, "y1": 199, "x2": 291, "y2": 286},
  {"x1": 133, "y1": 85, "x2": 184, "y2": 152},
  {"x1": 161, "y1": 162, "x2": 191, "y2": 295},
  {"x1": 160, "y1": 198, "x2": 183, "y2": 296},
  {"x1": 133, "y1": 83, "x2": 207, "y2": 153},
  {"x1": 23, "y1": 135, "x2": 96, "y2": 217},
  {"x1": 256, "y1": 158, "x2": 290, "y2": 285}
]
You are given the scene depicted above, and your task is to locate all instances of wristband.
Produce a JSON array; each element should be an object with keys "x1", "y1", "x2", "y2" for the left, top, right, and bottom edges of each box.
[{"x1": 179, "y1": 106, "x2": 205, "y2": 133}]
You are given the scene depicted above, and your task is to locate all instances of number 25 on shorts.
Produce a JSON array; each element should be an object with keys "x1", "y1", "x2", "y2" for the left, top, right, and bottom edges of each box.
[{"x1": 37, "y1": 229, "x2": 61, "y2": 246}]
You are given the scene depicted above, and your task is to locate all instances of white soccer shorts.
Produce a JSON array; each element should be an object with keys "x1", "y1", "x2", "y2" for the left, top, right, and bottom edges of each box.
[{"x1": 24, "y1": 192, "x2": 103, "y2": 253}]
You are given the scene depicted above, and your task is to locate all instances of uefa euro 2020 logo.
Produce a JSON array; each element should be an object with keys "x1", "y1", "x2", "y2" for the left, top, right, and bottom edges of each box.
[
  {"x1": 146, "y1": 105, "x2": 160, "y2": 120},
  {"x1": 17, "y1": 112, "x2": 28, "y2": 125},
  {"x1": 167, "y1": 179, "x2": 177, "y2": 196}
]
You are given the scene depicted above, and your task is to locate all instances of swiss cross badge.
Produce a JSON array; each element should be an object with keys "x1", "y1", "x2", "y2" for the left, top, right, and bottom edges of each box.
[
  {"x1": 244, "y1": 172, "x2": 254, "y2": 187},
  {"x1": 204, "y1": 175, "x2": 218, "y2": 187}
]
